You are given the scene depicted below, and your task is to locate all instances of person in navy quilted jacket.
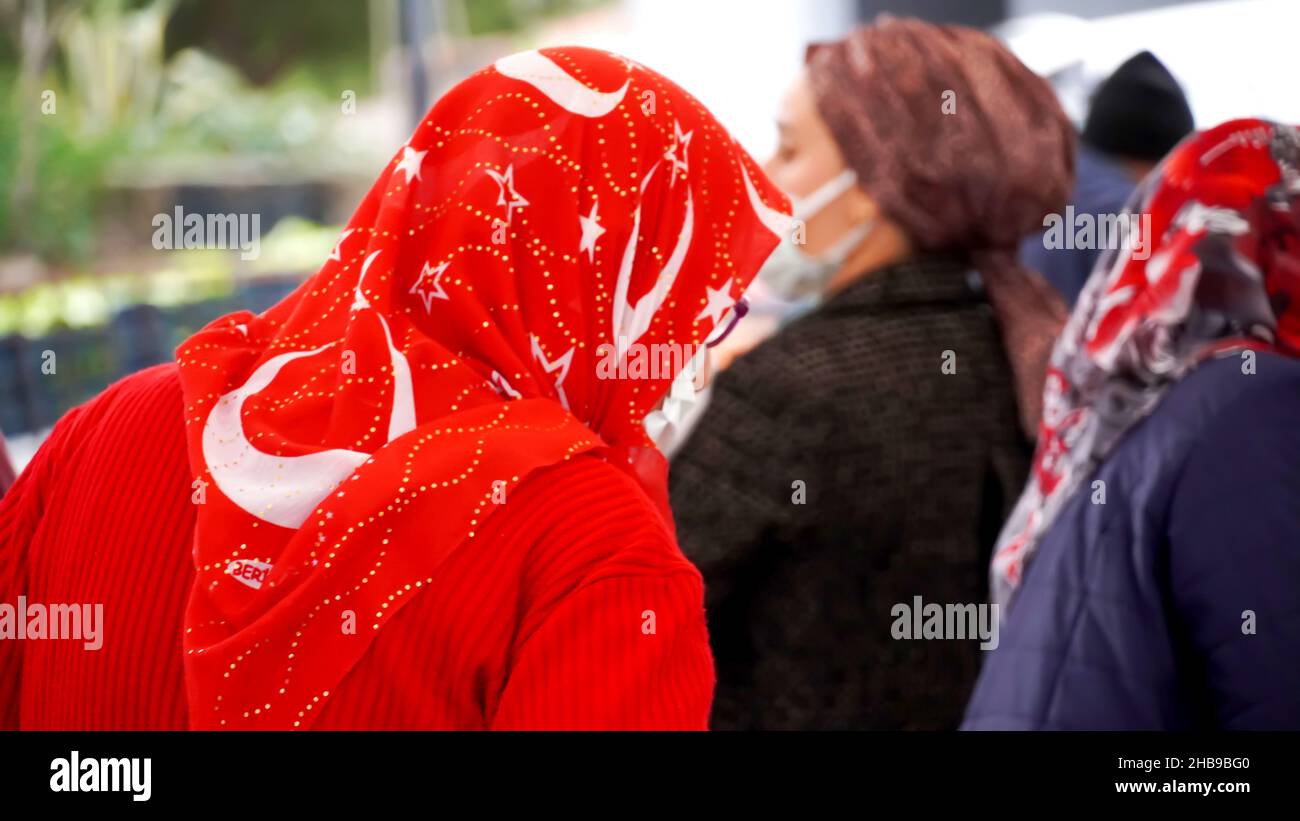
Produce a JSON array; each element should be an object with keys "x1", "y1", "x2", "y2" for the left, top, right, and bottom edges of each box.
[{"x1": 964, "y1": 119, "x2": 1300, "y2": 730}]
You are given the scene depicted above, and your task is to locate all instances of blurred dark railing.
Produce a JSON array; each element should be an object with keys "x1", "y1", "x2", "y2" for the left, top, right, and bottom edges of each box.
[{"x1": 0, "y1": 277, "x2": 302, "y2": 436}]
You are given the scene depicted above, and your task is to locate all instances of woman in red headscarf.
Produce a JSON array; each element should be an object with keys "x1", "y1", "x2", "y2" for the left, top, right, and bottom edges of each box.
[{"x1": 0, "y1": 47, "x2": 788, "y2": 730}]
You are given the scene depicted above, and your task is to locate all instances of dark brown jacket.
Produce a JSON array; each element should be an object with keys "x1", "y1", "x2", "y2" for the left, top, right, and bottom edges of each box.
[{"x1": 670, "y1": 256, "x2": 1029, "y2": 729}]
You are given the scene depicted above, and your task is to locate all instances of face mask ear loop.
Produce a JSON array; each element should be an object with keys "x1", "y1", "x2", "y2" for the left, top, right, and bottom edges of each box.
[
  {"x1": 815, "y1": 218, "x2": 874, "y2": 267},
  {"x1": 790, "y1": 168, "x2": 860, "y2": 222}
]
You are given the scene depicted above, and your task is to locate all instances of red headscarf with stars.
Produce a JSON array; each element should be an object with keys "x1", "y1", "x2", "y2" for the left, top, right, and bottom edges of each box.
[{"x1": 176, "y1": 47, "x2": 788, "y2": 728}]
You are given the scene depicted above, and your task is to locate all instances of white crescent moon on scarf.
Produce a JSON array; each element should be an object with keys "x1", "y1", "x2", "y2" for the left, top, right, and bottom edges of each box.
[
  {"x1": 202, "y1": 250, "x2": 417, "y2": 530},
  {"x1": 610, "y1": 162, "x2": 695, "y2": 355},
  {"x1": 493, "y1": 50, "x2": 630, "y2": 118},
  {"x1": 740, "y1": 161, "x2": 792, "y2": 237}
]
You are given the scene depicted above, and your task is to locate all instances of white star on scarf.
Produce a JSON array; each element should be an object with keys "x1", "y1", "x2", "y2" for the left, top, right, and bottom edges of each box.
[
  {"x1": 395, "y1": 146, "x2": 427, "y2": 183},
  {"x1": 530, "y1": 334, "x2": 574, "y2": 410},
  {"x1": 409, "y1": 260, "x2": 450, "y2": 312},
  {"x1": 696, "y1": 281, "x2": 736, "y2": 326},
  {"x1": 579, "y1": 200, "x2": 606, "y2": 261},
  {"x1": 490, "y1": 370, "x2": 522, "y2": 400},
  {"x1": 664, "y1": 119, "x2": 693, "y2": 185},
  {"x1": 328, "y1": 228, "x2": 355, "y2": 262},
  {"x1": 350, "y1": 250, "x2": 383, "y2": 311},
  {"x1": 487, "y1": 164, "x2": 529, "y2": 224}
]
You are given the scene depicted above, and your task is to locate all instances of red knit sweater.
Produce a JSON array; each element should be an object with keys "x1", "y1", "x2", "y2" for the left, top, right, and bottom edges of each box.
[{"x1": 0, "y1": 365, "x2": 715, "y2": 729}]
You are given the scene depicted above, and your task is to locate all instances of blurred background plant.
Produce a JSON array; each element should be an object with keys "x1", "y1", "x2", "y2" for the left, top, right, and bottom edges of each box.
[
  {"x1": 0, "y1": 0, "x2": 147, "y2": 268},
  {"x1": 0, "y1": 0, "x2": 617, "y2": 274},
  {"x1": 0, "y1": 0, "x2": 623, "y2": 452},
  {"x1": 58, "y1": 0, "x2": 172, "y2": 136}
]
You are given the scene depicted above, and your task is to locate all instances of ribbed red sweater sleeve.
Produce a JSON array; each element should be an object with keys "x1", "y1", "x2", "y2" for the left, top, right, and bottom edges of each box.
[
  {"x1": 0, "y1": 400, "x2": 93, "y2": 729},
  {"x1": 491, "y1": 570, "x2": 714, "y2": 730},
  {"x1": 0, "y1": 366, "x2": 194, "y2": 730}
]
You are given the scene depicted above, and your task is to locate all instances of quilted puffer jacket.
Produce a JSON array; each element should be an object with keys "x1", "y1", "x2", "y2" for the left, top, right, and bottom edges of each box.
[{"x1": 963, "y1": 352, "x2": 1300, "y2": 730}]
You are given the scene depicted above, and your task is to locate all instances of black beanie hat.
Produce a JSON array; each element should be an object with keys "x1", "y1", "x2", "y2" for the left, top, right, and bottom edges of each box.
[{"x1": 1082, "y1": 51, "x2": 1194, "y2": 162}]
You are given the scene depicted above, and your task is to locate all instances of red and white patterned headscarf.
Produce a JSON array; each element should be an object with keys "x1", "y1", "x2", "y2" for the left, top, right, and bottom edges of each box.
[
  {"x1": 176, "y1": 47, "x2": 788, "y2": 728},
  {"x1": 992, "y1": 118, "x2": 1300, "y2": 608}
]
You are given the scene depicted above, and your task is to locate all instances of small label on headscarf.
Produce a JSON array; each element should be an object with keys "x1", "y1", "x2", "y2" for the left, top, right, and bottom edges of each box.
[{"x1": 226, "y1": 559, "x2": 274, "y2": 590}]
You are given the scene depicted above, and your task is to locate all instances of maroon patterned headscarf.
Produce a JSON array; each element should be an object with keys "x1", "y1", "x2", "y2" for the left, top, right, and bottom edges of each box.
[{"x1": 807, "y1": 15, "x2": 1075, "y2": 433}]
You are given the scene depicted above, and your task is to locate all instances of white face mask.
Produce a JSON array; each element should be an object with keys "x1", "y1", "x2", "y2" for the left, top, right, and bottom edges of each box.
[
  {"x1": 643, "y1": 345, "x2": 709, "y2": 458},
  {"x1": 757, "y1": 168, "x2": 874, "y2": 301}
]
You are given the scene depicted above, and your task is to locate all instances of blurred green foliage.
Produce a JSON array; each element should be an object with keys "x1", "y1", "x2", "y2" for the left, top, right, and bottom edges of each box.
[
  {"x1": 2, "y1": 0, "x2": 171, "y2": 264},
  {"x1": 0, "y1": 71, "x2": 127, "y2": 264},
  {"x1": 165, "y1": 0, "x2": 370, "y2": 91},
  {"x1": 161, "y1": 0, "x2": 613, "y2": 92},
  {"x1": 463, "y1": 0, "x2": 612, "y2": 34},
  {"x1": 0, "y1": 0, "x2": 613, "y2": 268},
  {"x1": 128, "y1": 48, "x2": 371, "y2": 169},
  {"x1": 1, "y1": 0, "x2": 358, "y2": 265},
  {"x1": 0, "y1": 256, "x2": 234, "y2": 335},
  {"x1": 0, "y1": 216, "x2": 338, "y2": 335}
]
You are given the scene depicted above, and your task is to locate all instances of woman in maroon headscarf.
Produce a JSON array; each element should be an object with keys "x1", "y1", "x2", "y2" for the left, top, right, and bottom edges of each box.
[{"x1": 669, "y1": 16, "x2": 1074, "y2": 729}]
